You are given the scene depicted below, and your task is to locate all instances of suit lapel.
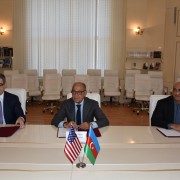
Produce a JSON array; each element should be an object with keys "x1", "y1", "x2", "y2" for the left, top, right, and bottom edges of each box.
[
  {"x1": 168, "y1": 96, "x2": 175, "y2": 122},
  {"x1": 83, "y1": 98, "x2": 89, "y2": 121},
  {"x1": 68, "y1": 98, "x2": 76, "y2": 121}
]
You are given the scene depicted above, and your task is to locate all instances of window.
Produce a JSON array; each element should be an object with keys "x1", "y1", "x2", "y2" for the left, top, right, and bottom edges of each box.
[{"x1": 13, "y1": 0, "x2": 125, "y2": 76}]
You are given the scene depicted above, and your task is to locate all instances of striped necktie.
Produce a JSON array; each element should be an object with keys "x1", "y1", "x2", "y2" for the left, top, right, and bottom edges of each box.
[{"x1": 0, "y1": 101, "x2": 3, "y2": 124}]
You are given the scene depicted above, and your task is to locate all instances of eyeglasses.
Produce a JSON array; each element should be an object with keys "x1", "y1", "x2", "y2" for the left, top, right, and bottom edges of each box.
[
  {"x1": 173, "y1": 88, "x2": 180, "y2": 93},
  {"x1": 71, "y1": 90, "x2": 85, "y2": 95}
]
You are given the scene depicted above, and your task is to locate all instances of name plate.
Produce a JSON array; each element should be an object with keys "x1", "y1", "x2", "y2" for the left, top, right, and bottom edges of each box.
[{"x1": 66, "y1": 131, "x2": 87, "y2": 144}]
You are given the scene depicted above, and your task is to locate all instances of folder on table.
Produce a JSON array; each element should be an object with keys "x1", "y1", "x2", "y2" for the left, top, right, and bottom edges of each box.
[
  {"x1": 0, "y1": 125, "x2": 20, "y2": 137},
  {"x1": 157, "y1": 127, "x2": 180, "y2": 138}
]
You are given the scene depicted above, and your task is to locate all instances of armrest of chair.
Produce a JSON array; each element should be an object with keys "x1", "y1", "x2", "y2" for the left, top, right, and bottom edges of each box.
[{"x1": 164, "y1": 86, "x2": 168, "y2": 95}]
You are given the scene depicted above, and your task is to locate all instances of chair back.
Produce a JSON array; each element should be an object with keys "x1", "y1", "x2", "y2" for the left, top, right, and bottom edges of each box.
[
  {"x1": 5, "y1": 88, "x2": 26, "y2": 114},
  {"x1": 74, "y1": 75, "x2": 89, "y2": 92},
  {"x1": 148, "y1": 71, "x2": 164, "y2": 95},
  {"x1": 43, "y1": 73, "x2": 62, "y2": 96},
  {"x1": 87, "y1": 69, "x2": 101, "y2": 76},
  {"x1": 61, "y1": 69, "x2": 76, "y2": 96},
  {"x1": 134, "y1": 74, "x2": 151, "y2": 101},
  {"x1": 87, "y1": 69, "x2": 101, "y2": 93},
  {"x1": 62, "y1": 69, "x2": 76, "y2": 76},
  {"x1": 149, "y1": 95, "x2": 170, "y2": 125},
  {"x1": 11, "y1": 74, "x2": 28, "y2": 92},
  {"x1": 4, "y1": 70, "x2": 19, "y2": 88},
  {"x1": 177, "y1": 77, "x2": 180, "y2": 82},
  {"x1": 103, "y1": 70, "x2": 120, "y2": 96},
  {"x1": 24, "y1": 69, "x2": 41, "y2": 96},
  {"x1": 125, "y1": 70, "x2": 140, "y2": 98},
  {"x1": 43, "y1": 69, "x2": 57, "y2": 75}
]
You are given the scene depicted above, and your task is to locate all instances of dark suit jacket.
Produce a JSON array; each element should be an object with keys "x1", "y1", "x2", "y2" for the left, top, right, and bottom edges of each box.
[
  {"x1": 51, "y1": 97, "x2": 109, "y2": 128},
  {"x1": 3, "y1": 91, "x2": 26, "y2": 124},
  {"x1": 151, "y1": 96, "x2": 174, "y2": 129}
]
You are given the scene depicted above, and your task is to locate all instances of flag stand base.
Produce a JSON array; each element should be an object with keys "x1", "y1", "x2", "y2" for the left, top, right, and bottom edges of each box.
[{"x1": 76, "y1": 162, "x2": 86, "y2": 168}]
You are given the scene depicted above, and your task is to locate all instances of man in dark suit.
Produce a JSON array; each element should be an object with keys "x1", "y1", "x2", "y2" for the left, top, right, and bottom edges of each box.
[
  {"x1": 0, "y1": 73, "x2": 25, "y2": 128},
  {"x1": 151, "y1": 81, "x2": 180, "y2": 131},
  {"x1": 51, "y1": 82, "x2": 109, "y2": 130}
]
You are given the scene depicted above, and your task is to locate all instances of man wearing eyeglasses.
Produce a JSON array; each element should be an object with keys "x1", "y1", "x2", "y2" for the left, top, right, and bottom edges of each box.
[
  {"x1": 51, "y1": 82, "x2": 109, "y2": 130},
  {"x1": 151, "y1": 81, "x2": 180, "y2": 130},
  {"x1": 0, "y1": 73, "x2": 25, "y2": 128}
]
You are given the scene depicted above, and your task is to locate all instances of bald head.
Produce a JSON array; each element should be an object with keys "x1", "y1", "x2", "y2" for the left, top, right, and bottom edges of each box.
[{"x1": 71, "y1": 82, "x2": 87, "y2": 103}]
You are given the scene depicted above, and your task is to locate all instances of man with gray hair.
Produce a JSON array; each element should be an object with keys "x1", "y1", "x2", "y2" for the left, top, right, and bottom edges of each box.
[{"x1": 51, "y1": 82, "x2": 109, "y2": 130}]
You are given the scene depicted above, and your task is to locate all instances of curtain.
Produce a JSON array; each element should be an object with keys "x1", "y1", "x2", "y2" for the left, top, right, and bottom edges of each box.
[{"x1": 13, "y1": 0, "x2": 125, "y2": 76}]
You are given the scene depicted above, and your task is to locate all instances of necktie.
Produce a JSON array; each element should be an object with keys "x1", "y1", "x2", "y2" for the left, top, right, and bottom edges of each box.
[
  {"x1": 175, "y1": 104, "x2": 180, "y2": 124},
  {"x1": 0, "y1": 101, "x2": 3, "y2": 124},
  {"x1": 76, "y1": 104, "x2": 81, "y2": 125}
]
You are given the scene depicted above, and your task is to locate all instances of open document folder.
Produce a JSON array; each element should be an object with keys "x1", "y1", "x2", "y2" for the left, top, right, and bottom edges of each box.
[
  {"x1": 0, "y1": 125, "x2": 20, "y2": 137},
  {"x1": 157, "y1": 127, "x2": 180, "y2": 137},
  {"x1": 57, "y1": 127, "x2": 101, "y2": 139}
]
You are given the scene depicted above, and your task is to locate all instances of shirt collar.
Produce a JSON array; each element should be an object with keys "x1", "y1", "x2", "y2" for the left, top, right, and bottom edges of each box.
[
  {"x1": 75, "y1": 99, "x2": 84, "y2": 106},
  {"x1": 0, "y1": 92, "x2": 4, "y2": 101}
]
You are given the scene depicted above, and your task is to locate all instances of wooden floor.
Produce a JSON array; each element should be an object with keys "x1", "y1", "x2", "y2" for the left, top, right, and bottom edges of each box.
[{"x1": 26, "y1": 102, "x2": 149, "y2": 126}]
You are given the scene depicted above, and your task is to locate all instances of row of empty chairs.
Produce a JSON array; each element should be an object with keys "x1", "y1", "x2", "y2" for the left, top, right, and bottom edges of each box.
[
  {"x1": 124, "y1": 70, "x2": 165, "y2": 114},
  {"x1": 4, "y1": 70, "x2": 41, "y2": 103},
  {"x1": 42, "y1": 69, "x2": 121, "y2": 101},
  {"x1": 3, "y1": 69, "x2": 121, "y2": 113}
]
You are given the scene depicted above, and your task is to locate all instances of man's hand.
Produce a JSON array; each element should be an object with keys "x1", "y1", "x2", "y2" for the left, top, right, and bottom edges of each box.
[
  {"x1": 170, "y1": 124, "x2": 180, "y2": 131},
  {"x1": 79, "y1": 122, "x2": 91, "y2": 130},
  {"x1": 64, "y1": 121, "x2": 78, "y2": 129},
  {"x1": 16, "y1": 117, "x2": 25, "y2": 128}
]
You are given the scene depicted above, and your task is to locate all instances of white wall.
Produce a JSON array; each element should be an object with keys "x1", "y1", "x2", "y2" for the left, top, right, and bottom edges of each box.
[
  {"x1": 0, "y1": 0, "x2": 13, "y2": 47},
  {"x1": 126, "y1": 0, "x2": 166, "y2": 53}
]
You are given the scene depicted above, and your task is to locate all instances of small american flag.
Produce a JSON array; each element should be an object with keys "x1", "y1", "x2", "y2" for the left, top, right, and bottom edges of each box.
[{"x1": 64, "y1": 126, "x2": 82, "y2": 164}]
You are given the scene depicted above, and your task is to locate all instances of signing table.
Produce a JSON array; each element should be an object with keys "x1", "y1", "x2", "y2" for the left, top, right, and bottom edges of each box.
[{"x1": 1, "y1": 125, "x2": 180, "y2": 180}]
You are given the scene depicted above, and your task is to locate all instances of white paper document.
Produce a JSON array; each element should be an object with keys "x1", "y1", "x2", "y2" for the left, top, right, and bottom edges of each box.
[
  {"x1": 57, "y1": 128, "x2": 87, "y2": 143},
  {"x1": 157, "y1": 127, "x2": 180, "y2": 137}
]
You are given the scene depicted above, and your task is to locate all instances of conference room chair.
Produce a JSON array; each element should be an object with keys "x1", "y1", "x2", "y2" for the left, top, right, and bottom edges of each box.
[
  {"x1": 124, "y1": 69, "x2": 140, "y2": 106},
  {"x1": 133, "y1": 74, "x2": 153, "y2": 115},
  {"x1": 42, "y1": 69, "x2": 58, "y2": 90},
  {"x1": 148, "y1": 71, "x2": 165, "y2": 95},
  {"x1": 61, "y1": 69, "x2": 76, "y2": 97},
  {"x1": 10, "y1": 73, "x2": 29, "y2": 112},
  {"x1": 42, "y1": 73, "x2": 62, "y2": 114},
  {"x1": 11, "y1": 74, "x2": 28, "y2": 92},
  {"x1": 4, "y1": 70, "x2": 19, "y2": 88},
  {"x1": 103, "y1": 70, "x2": 121, "y2": 105},
  {"x1": 5, "y1": 88, "x2": 27, "y2": 114},
  {"x1": 177, "y1": 77, "x2": 180, "y2": 82},
  {"x1": 74, "y1": 74, "x2": 90, "y2": 92},
  {"x1": 24, "y1": 69, "x2": 42, "y2": 104},
  {"x1": 43, "y1": 69, "x2": 58, "y2": 75},
  {"x1": 87, "y1": 69, "x2": 101, "y2": 94},
  {"x1": 149, "y1": 94, "x2": 170, "y2": 126}
]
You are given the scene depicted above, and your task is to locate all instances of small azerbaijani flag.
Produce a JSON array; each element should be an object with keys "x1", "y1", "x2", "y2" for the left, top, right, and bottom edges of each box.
[
  {"x1": 64, "y1": 126, "x2": 82, "y2": 164},
  {"x1": 84, "y1": 127, "x2": 100, "y2": 165}
]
